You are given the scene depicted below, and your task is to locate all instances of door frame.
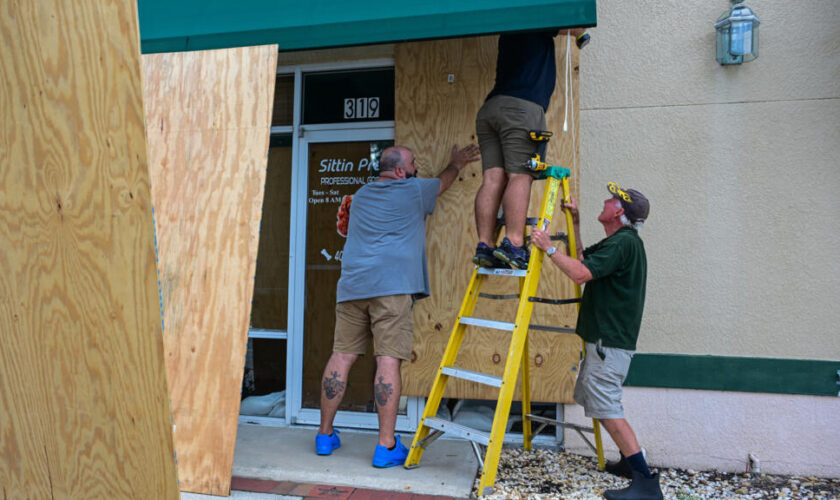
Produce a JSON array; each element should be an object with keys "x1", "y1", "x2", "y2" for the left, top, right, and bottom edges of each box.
[
  {"x1": 239, "y1": 58, "x2": 423, "y2": 432},
  {"x1": 289, "y1": 127, "x2": 423, "y2": 431}
]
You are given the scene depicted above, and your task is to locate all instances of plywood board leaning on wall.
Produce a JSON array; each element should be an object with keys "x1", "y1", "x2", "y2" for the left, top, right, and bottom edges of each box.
[
  {"x1": 396, "y1": 35, "x2": 582, "y2": 403},
  {"x1": 0, "y1": 1, "x2": 179, "y2": 498},
  {"x1": 142, "y1": 45, "x2": 277, "y2": 495}
]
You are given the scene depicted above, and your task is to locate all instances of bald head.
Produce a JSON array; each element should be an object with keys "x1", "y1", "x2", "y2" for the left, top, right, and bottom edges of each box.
[{"x1": 379, "y1": 146, "x2": 412, "y2": 173}]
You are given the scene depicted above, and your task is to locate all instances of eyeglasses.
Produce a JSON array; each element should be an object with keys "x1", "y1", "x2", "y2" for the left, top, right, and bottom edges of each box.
[{"x1": 608, "y1": 182, "x2": 632, "y2": 203}]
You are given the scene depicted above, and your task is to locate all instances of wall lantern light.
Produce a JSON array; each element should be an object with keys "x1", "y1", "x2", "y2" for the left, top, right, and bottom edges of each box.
[{"x1": 715, "y1": 1, "x2": 760, "y2": 65}]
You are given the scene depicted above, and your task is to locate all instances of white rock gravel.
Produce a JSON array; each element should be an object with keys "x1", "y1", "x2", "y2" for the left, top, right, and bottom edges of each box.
[{"x1": 474, "y1": 448, "x2": 840, "y2": 499}]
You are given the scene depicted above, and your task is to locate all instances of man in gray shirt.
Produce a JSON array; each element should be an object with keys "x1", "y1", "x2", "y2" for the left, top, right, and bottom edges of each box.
[{"x1": 316, "y1": 143, "x2": 480, "y2": 468}]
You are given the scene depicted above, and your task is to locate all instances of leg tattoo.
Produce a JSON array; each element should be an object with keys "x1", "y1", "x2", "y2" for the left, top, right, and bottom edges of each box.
[
  {"x1": 323, "y1": 371, "x2": 345, "y2": 400},
  {"x1": 374, "y1": 376, "x2": 394, "y2": 408}
]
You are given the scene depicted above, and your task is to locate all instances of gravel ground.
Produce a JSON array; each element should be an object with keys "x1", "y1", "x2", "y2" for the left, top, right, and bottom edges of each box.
[{"x1": 474, "y1": 449, "x2": 840, "y2": 499}]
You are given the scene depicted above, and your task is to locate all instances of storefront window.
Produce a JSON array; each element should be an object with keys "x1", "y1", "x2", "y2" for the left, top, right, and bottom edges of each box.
[
  {"x1": 250, "y1": 135, "x2": 292, "y2": 330},
  {"x1": 302, "y1": 68, "x2": 394, "y2": 124},
  {"x1": 241, "y1": 338, "x2": 287, "y2": 418}
]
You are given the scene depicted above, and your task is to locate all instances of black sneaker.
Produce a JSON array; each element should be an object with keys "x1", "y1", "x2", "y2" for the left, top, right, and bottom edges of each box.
[
  {"x1": 493, "y1": 237, "x2": 529, "y2": 270},
  {"x1": 472, "y1": 243, "x2": 509, "y2": 268}
]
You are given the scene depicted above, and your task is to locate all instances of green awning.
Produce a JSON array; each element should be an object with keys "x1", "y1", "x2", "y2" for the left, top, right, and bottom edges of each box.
[{"x1": 139, "y1": 0, "x2": 597, "y2": 54}]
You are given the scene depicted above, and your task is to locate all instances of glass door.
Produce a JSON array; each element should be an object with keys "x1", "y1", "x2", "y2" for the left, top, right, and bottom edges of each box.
[{"x1": 289, "y1": 128, "x2": 418, "y2": 430}]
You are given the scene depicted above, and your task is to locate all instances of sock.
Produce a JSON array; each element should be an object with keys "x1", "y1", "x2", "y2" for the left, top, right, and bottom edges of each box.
[{"x1": 626, "y1": 451, "x2": 652, "y2": 478}]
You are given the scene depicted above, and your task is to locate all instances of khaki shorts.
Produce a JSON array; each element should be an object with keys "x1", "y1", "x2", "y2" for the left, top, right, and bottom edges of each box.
[
  {"x1": 333, "y1": 295, "x2": 414, "y2": 361},
  {"x1": 476, "y1": 94, "x2": 546, "y2": 176},
  {"x1": 574, "y1": 342, "x2": 634, "y2": 419}
]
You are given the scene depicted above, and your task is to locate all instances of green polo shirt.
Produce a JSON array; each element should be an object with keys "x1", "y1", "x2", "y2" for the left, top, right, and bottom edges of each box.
[{"x1": 576, "y1": 227, "x2": 647, "y2": 351}]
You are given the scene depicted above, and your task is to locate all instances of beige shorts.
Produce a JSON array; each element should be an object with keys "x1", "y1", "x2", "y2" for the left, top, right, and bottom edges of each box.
[
  {"x1": 333, "y1": 295, "x2": 414, "y2": 361},
  {"x1": 574, "y1": 342, "x2": 634, "y2": 419},
  {"x1": 476, "y1": 94, "x2": 546, "y2": 176}
]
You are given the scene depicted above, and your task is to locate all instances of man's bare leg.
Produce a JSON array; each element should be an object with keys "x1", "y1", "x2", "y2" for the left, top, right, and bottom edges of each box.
[
  {"x1": 599, "y1": 418, "x2": 642, "y2": 457},
  {"x1": 502, "y1": 173, "x2": 534, "y2": 246},
  {"x1": 474, "y1": 167, "x2": 507, "y2": 245},
  {"x1": 318, "y1": 352, "x2": 358, "y2": 435},
  {"x1": 373, "y1": 355, "x2": 402, "y2": 447}
]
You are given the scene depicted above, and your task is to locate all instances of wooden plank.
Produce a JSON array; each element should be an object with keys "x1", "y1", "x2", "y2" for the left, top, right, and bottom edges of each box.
[
  {"x1": 396, "y1": 35, "x2": 582, "y2": 403},
  {"x1": 0, "y1": 1, "x2": 179, "y2": 498},
  {"x1": 142, "y1": 46, "x2": 277, "y2": 495}
]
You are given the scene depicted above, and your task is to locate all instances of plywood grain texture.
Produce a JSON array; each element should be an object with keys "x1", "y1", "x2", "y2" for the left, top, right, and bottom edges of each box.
[
  {"x1": 142, "y1": 45, "x2": 277, "y2": 495},
  {"x1": 0, "y1": 1, "x2": 179, "y2": 498},
  {"x1": 396, "y1": 36, "x2": 582, "y2": 402}
]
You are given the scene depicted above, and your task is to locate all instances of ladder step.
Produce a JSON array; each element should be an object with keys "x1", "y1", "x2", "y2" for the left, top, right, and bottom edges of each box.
[
  {"x1": 460, "y1": 317, "x2": 575, "y2": 335},
  {"x1": 441, "y1": 367, "x2": 503, "y2": 387},
  {"x1": 422, "y1": 417, "x2": 490, "y2": 446},
  {"x1": 459, "y1": 316, "x2": 515, "y2": 331},
  {"x1": 477, "y1": 267, "x2": 528, "y2": 277}
]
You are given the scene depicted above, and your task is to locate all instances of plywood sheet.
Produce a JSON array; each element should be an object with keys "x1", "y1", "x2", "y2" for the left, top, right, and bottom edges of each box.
[
  {"x1": 0, "y1": 1, "x2": 179, "y2": 498},
  {"x1": 142, "y1": 46, "x2": 277, "y2": 495},
  {"x1": 396, "y1": 35, "x2": 582, "y2": 402}
]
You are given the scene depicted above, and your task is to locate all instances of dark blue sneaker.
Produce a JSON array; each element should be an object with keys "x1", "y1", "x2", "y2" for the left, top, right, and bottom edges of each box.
[
  {"x1": 472, "y1": 242, "x2": 510, "y2": 269},
  {"x1": 372, "y1": 435, "x2": 409, "y2": 468},
  {"x1": 493, "y1": 237, "x2": 530, "y2": 269},
  {"x1": 315, "y1": 429, "x2": 341, "y2": 456}
]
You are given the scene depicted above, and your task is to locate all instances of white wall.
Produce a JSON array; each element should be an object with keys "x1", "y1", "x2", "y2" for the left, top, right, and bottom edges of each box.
[
  {"x1": 568, "y1": 0, "x2": 840, "y2": 477},
  {"x1": 565, "y1": 388, "x2": 840, "y2": 477}
]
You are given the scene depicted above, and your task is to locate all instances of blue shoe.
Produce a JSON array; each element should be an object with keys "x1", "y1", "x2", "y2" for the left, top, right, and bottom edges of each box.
[
  {"x1": 472, "y1": 242, "x2": 510, "y2": 269},
  {"x1": 493, "y1": 237, "x2": 530, "y2": 269},
  {"x1": 372, "y1": 435, "x2": 409, "y2": 468},
  {"x1": 315, "y1": 429, "x2": 341, "y2": 456}
]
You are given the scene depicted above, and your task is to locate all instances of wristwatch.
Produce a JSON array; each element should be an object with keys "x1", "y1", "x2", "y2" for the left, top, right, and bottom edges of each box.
[{"x1": 545, "y1": 246, "x2": 557, "y2": 256}]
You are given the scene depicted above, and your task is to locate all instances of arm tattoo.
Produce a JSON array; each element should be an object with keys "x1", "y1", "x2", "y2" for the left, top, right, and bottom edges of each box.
[
  {"x1": 374, "y1": 376, "x2": 394, "y2": 407},
  {"x1": 323, "y1": 371, "x2": 345, "y2": 400}
]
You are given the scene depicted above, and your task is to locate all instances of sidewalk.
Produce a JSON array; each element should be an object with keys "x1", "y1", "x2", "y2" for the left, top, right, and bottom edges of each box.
[
  {"x1": 182, "y1": 477, "x2": 455, "y2": 500},
  {"x1": 210, "y1": 424, "x2": 478, "y2": 499}
]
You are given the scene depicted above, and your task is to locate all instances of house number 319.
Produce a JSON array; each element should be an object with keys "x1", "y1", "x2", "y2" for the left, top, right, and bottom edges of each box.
[{"x1": 343, "y1": 97, "x2": 380, "y2": 119}]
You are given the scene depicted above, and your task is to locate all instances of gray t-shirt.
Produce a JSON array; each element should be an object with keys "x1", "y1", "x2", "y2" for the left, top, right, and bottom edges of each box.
[{"x1": 336, "y1": 177, "x2": 440, "y2": 303}]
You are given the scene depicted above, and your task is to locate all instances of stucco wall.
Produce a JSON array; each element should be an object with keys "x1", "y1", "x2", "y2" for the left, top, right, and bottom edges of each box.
[
  {"x1": 565, "y1": 388, "x2": 840, "y2": 477},
  {"x1": 564, "y1": 0, "x2": 840, "y2": 477},
  {"x1": 577, "y1": 0, "x2": 840, "y2": 359}
]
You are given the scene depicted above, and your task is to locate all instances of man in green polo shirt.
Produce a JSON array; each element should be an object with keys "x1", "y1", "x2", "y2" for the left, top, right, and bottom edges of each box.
[{"x1": 532, "y1": 182, "x2": 661, "y2": 500}]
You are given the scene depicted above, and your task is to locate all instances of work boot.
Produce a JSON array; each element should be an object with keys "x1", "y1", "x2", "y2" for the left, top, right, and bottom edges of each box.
[
  {"x1": 604, "y1": 454, "x2": 633, "y2": 479},
  {"x1": 603, "y1": 470, "x2": 663, "y2": 500}
]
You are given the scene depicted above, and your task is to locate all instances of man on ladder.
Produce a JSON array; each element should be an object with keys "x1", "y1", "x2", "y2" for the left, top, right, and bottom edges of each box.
[
  {"x1": 473, "y1": 28, "x2": 588, "y2": 270},
  {"x1": 532, "y1": 182, "x2": 662, "y2": 500}
]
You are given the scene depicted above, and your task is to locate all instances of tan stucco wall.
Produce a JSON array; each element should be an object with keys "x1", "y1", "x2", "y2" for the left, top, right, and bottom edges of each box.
[{"x1": 578, "y1": 0, "x2": 840, "y2": 359}]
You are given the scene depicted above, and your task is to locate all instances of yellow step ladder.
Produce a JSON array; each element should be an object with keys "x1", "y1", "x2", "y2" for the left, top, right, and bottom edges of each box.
[{"x1": 404, "y1": 154, "x2": 605, "y2": 496}]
